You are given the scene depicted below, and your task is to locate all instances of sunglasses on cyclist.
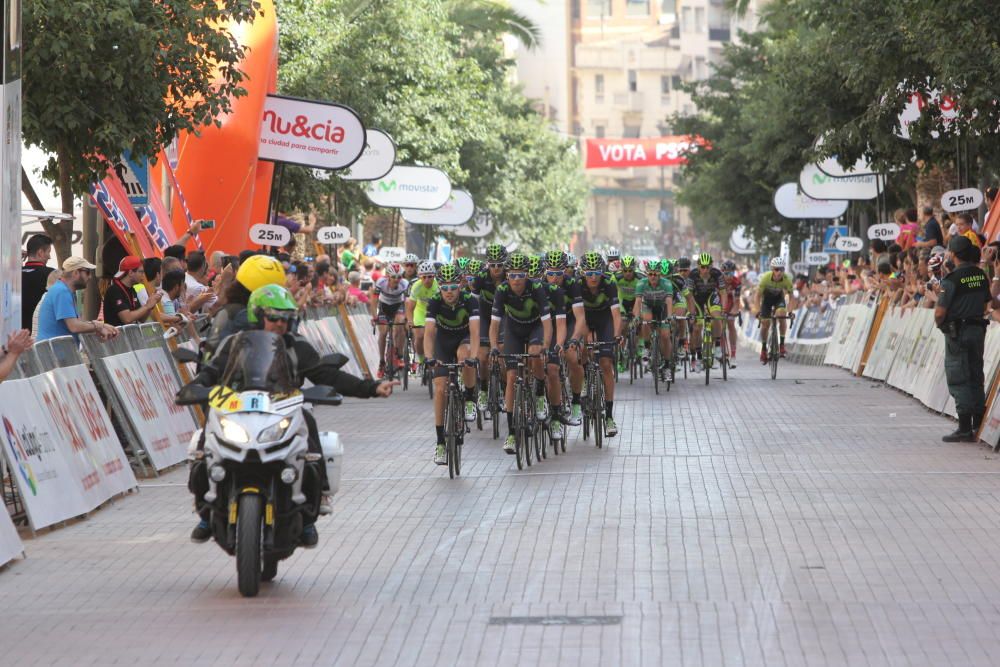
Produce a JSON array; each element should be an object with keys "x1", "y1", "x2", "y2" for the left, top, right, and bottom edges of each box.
[
  {"x1": 583, "y1": 270, "x2": 603, "y2": 278},
  {"x1": 545, "y1": 270, "x2": 564, "y2": 277},
  {"x1": 488, "y1": 262, "x2": 504, "y2": 269},
  {"x1": 439, "y1": 283, "x2": 462, "y2": 292},
  {"x1": 263, "y1": 313, "x2": 295, "y2": 323},
  {"x1": 507, "y1": 271, "x2": 526, "y2": 280}
]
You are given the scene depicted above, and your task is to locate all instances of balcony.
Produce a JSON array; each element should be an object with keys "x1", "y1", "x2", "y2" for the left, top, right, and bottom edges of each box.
[
  {"x1": 575, "y1": 48, "x2": 623, "y2": 69},
  {"x1": 612, "y1": 91, "x2": 645, "y2": 111},
  {"x1": 709, "y1": 27, "x2": 731, "y2": 42}
]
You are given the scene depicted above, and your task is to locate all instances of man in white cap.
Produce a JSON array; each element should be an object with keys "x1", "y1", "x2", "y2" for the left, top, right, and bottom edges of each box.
[
  {"x1": 103, "y1": 256, "x2": 162, "y2": 327},
  {"x1": 36, "y1": 257, "x2": 118, "y2": 342}
]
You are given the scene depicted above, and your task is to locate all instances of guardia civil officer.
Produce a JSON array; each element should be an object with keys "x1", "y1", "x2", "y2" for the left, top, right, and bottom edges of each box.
[{"x1": 935, "y1": 235, "x2": 990, "y2": 442}]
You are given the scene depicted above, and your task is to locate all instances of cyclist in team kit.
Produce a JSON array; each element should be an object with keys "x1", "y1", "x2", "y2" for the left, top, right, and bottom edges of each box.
[
  {"x1": 424, "y1": 264, "x2": 481, "y2": 465},
  {"x1": 756, "y1": 257, "x2": 794, "y2": 363},
  {"x1": 544, "y1": 251, "x2": 585, "y2": 425},
  {"x1": 401, "y1": 253, "x2": 420, "y2": 283},
  {"x1": 634, "y1": 259, "x2": 675, "y2": 371},
  {"x1": 686, "y1": 253, "x2": 725, "y2": 373},
  {"x1": 669, "y1": 257, "x2": 695, "y2": 356},
  {"x1": 474, "y1": 243, "x2": 508, "y2": 411},
  {"x1": 541, "y1": 251, "x2": 583, "y2": 434},
  {"x1": 720, "y1": 259, "x2": 742, "y2": 368},
  {"x1": 615, "y1": 255, "x2": 641, "y2": 371},
  {"x1": 369, "y1": 262, "x2": 409, "y2": 378},
  {"x1": 572, "y1": 251, "x2": 622, "y2": 437},
  {"x1": 405, "y1": 260, "x2": 439, "y2": 373},
  {"x1": 490, "y1": 252, "x2": 552, "y2": 454}
]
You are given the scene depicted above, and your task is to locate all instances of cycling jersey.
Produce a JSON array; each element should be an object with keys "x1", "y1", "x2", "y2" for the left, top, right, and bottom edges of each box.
[
  {"x1": 545, "y1": 283, "x2": 568, "y2": 319},
  {"x1": 722, "y1": 274, "x2": 742, "y2": 294},
  {"x1": 426, "y1": 291, "x2": 479, "y2": 333},
  {"x1": 374, "y1": 277, "x2": 410, "y2": 306},
  {"x1": 757, "y1": 270, "x2": 793, "y2": 297},
  {"x1": 685, "y1": 267, "x2": 725, "y2": 301},
  {"x1": 579, "y1": 276, "x2": 619, "y2": 314},
  {"x1": 616, "y1": 274, "x2": 641, "y2": 304},
  {"x1": 408, "y1": 279, "x2": 439, "y2": 326},
  {"x1": 473, "y1": 273, "x2": 502, "y2": 308},
  {"x1": 635, "y1": 277, "x2": 674, "y2": 306},
  {"x1": 491, "y1": 280, "x2": 550, "y2": 325}
]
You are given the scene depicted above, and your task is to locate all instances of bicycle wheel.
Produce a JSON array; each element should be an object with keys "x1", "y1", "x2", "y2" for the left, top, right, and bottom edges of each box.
[
  {"x1": 770, "y1": 326, "x2": 779, "y2": 380},
  {"x1": 522, "y1": 390, "x2": 534, "y2": 467},
  {"x1": 489, "y1": 366, "x2": 501, "y2": 440},
  {"x1": 652, "y1": 336, "x2": 660, "y2": 395},
  {"x1": 446, "y1": 391, "x2": 460, "y2": 479},
  {"x1": 537, "y1": 416, "x2": 546, "y2": 460},
  {"x1": 581, "y1": 370, "x2": 591, "y2": 442},
  {"x1": 426, "y1": 366, "x2": 434, "y2": 399},
  {"x1": 401, "y1": 339, "x2": 410, "y2": 391},
  {"x1": 513, "y1": 384, "x2": 524, "y2": 470},
  {"x1": 721, "y1": 329, "x2": 729, "y2": 382},
  {"x1": 593, "y1": 370, "x2": 604, "y2": 449},
  {"x1": 703, "y1": 322, "x2": 712, "y2": 386}
]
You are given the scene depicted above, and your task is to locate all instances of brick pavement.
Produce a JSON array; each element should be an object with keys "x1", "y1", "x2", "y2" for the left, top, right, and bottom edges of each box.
[{"x1": 4, "y1": 356, "x2": 1000, "y2": 665}]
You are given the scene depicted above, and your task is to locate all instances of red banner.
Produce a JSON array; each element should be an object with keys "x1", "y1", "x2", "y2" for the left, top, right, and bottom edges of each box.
[
  {"x1": 584, "y1": 135, "x2": 707, "y2": 170},
  {"x1": 89, "y1": 171, "x2": 158, "y2": 258}
]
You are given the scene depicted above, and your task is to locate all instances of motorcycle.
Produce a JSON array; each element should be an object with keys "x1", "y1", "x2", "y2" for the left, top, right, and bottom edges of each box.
[{"x1": 176, "y1": 330, "x2": 344, "y2": 597}]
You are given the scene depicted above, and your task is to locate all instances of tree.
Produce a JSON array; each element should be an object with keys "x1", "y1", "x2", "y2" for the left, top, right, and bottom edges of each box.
[{"x1": 22, "y1": 0, "x2": 261, "y2": 260}]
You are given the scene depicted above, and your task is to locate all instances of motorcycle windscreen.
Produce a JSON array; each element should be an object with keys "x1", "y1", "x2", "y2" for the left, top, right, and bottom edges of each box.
[{"x1": 219, "y1": 331, "x2": 296, "y2": 394}]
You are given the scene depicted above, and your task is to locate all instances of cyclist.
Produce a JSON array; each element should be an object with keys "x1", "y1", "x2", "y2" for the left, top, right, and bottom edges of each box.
[
  {"x1": 670, "y1": 257, "x2": 695, "y2": 359},
  {"x1": 402, "y1": 253, "x2": 420, "y2": 282},
  {"x1": 369, "y1": 262, "x2": 409, "y2": 378},
  {"x1": 490, "y1": 252, "x2": 552, "y2": 454},
  {"x1": 572, "y1": 251, "x2": 622, "y2": 437},
  {"x1": 405, "y1": 260, "x2": 439, "y2": 373},
  {"x1": 605, "y1": 247, "x2": 621, "y2": 275},
  {"x1": 424, "y1": 264, "x2": 480, "y2": 465},
  {"x1": 474, "y1": 243, "x2": 507, "y2": 411},
  {"x1": 686, "y1": 253, "x2": 725, "y2": 372},
  {"x1": 720, "y1": 259, "x2": 742, "y2": 368},
  {"x1": 756, "y1": 257, "x2": 794, "y2": 363},
  {"x1": 634, "y1": 259, "x2": 674, "y2": 372},
  {"x1": 465, "y1": 259, "x2": 484, "y2": 292},
  {"x1": 528, "y1": 255, "x2": 544, "y2": 281},
  {"x1": 615, "y1": 255, "x2": 642, "y2": 371},
  {"x1": 544, "y1": 251, "x2": 585, "y2": 425},
  {"x1": 542, "y1": 251, "x2": 582, "y2": 432}
]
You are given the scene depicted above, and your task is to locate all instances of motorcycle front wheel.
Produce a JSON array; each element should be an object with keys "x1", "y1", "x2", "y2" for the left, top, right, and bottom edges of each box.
[{"x1": 236, "y1": 494, "x2": 264, "y2": 597}]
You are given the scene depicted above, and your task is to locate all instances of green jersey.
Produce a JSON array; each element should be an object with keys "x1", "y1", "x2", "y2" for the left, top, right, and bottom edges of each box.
[
  {"x1": 408, "y1": 279, "x2": 439, "y2": 326},
  {"x1": 635, "y1": 277, "x2": 674, "y2": 305},
  {"x1": 757, "y1": 270, "x2": 793, "y2": 297},
  {"x1": 615, "y1": 274, "x2": 642, "y2": 304}
]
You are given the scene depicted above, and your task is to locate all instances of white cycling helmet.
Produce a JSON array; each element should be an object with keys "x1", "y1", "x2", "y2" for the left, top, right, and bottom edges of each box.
[
  {"x1": 417, "y1": 260, "x2": 436, "y2": 276},
  {"x1": 770, "y1": 257, "x2": 786, "y2": 270},
  {"x1": 384, "y1": 262, "x2": 404, "y2": 278},
  {"x1": 403, "y1": 253, "x2": 419, "y2": 264}
]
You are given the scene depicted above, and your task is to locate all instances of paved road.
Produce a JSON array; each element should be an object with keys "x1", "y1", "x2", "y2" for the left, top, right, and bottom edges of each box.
[{"x1": 4, "y1": 355, "x2": 1000, "y2": 666}]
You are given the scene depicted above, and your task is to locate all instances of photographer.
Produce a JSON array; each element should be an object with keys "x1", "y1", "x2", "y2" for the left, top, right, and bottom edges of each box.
[{"x1": 935, "y1": 236, "x2": 990, "y2": 442}]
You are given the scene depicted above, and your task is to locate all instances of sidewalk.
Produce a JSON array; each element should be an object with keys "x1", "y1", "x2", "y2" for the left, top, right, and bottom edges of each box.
[{"x1": 3, "y1": 359, "x2": 1000, "y2": 665}]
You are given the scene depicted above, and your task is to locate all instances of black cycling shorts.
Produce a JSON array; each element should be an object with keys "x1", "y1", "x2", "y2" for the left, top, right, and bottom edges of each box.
[
  {"x1": 503, "y1": 319, "x2": 544, "y2": 355},
  {"x1": 759, "y1": 293, "x2": 787, "y2": 319},
  {"x1": 432, "y1": 330, "x2": 471, "y2": 378},
  {"x1": 377, "y1": 301, "x2": 403, "y2": 321},
  {"x1": 584, "y1": 311, "x2": 615, "y2": 359}
]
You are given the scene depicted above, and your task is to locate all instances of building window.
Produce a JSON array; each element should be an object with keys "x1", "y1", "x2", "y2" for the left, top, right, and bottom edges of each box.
[
  {"x1": 681, "y1": 6, "x2": 692, "y2": 31},
  {"x1": 587, "y1": 0, "x2": 611, "y2": 18},
  {"x1": 571, "y1": 0, "x2": 580, "y2": 19},
  {"x1": 623, "y1": 125, "x2": 641, "y2": 138},
  {"x1": 660, "y1": 75, "x2": 670, "y2": 94},
  {"x1": 695, "y1": 7, "x2": 705, "y2": 32},
  {"x1": 628, "y1": 70, "x2": 637, "y2": 92},
  {"x1": 595, "y1": 125, "x2": 606, "y2": 138},
  {"x1": 695, "y1": 56, "x2": 706, "y2": 80},
  {"x1": 672, "y1": 75, "x2": 682, "y2": 89},
  {"x1": 626, "y1": 0, "x2": 649, "y2": 16},
  {"x1": 595, "y1": 74, "x2": 605, "y2": 103}
]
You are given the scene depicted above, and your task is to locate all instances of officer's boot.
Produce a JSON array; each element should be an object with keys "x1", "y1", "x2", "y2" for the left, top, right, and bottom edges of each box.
[{"x1": 942, "y1": 414, "x2": 977, "y2": 443}]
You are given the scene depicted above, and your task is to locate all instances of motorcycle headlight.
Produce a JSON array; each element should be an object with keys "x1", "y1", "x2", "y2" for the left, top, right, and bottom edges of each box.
[
  {"x1": 259, "y1": 417, "x2": 292, "y2": 443},
  {"x1": 219, "y1": 417, "x2": 250, "y2": 444}
]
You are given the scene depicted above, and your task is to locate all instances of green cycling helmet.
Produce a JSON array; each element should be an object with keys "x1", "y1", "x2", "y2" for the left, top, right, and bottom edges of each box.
[
  {"x1": 660, "y1": 259, "x2": 674, "y2": 275},
  {"x1": 505, "y1": 252, "x2": 529, "y2": 272},
  {"x1": 643, "y1": 258, "x2": 661, "y2": 274},
  {"x1": 454, "y1": 257, "x2": 471, "y2": 273},
  {"x1": 620, "y1": 255, "x2": 637, "y2": 271},
  {"x1": 437, "y1": 263, "x2": 460, "y2": 284},
  {"x1": 580, "y1": 251, "x2": 605, "y2": 272},
  {"x1": 697, "y1": 252, "x2": 713, "y2": 267},
  {"x1": 486, "y1": 243, "x2": 508, "y2": 263},
  {"x1": 468, "y1": 258, "x2": 484, "y2": 276},
  {"x1": 527, "y1": 255, "x2": 543, "y2": 278},
  {"x1": 247, "y1": 284, "x2": 298, "y2": 325},
  {"x1": 545, "y1": 250, "x2": 567, "y2": 270}
]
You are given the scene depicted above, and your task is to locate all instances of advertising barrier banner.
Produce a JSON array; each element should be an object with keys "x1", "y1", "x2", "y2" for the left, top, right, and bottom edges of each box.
[{"x1": 0, "y1": 507, "x2": 22, "y2": 567}]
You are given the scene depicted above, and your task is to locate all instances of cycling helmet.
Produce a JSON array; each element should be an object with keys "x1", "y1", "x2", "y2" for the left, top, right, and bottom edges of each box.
[
  {"x1": 607, "y1": 259, "x2": 622, "y2": 274},
  {"x1": 697, "y1": 253, "x2": 713, "y2": 267},
  {"x1": 722, "y1": 259, "x2": 737, "y2": 272},
  {"x1": 644, "y1": 259, "x2": 661, "y2": 274},
  {"x1": 236, "y1": 254, "x2": 286, "y2": 293},
  {"x1": 676, "y1": 256, "x2": 691, "y2": 270},
  {"x1": 384, "y1": 262, "x2": 404, "y2": 278},
  {"x1": 660, "y1": 259, "x2": 674, "y2": 275},
  {"x1": 486, "y1": 243, "x2": 508, "y2": 263},
  {"x1": 505, "y1": 252, "x2": 529, "y2": 272},
  {"x1": 437, "y1": 263, "x2": 460, "y2": 284},
  {"x1": 770, "y1": 257, "x2": 786, "y2": 270},
  {"x1": 545, "y1": 250, "x2": 568, "y2": 271},
  {"x1": 580, "y1": 251, "x2": 605, "y2": 272},
  {"x1": 565, "y1": 252, "x2": 577, "y2": 269},
  {"x1": 468, "y1": 258, "x2": 484, "y2": 276},
  {"x1": 620, "y1": 255, "x2": 637, "y2": 271},
  {"x1": 403, "y1": 253, "x2": 419, "y2": 264},
  {"x1": 417, "y1": 260, "x2": 436, "y2": 276},
  {"x1": 454, "y1": 257, "x2": 471, "y2": 273},
  {"x1": 605, "y1": 247, "x2": 620, "y2": 262},
  {"x1": 527, "y1": 255, "x2": 543, "y2": 278},
  {"x1": 247, "y1": 284, "x2": 298, "y2": 325}
]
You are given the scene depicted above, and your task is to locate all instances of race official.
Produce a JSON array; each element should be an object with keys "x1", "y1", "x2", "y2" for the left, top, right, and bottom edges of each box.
[
  {"x1": 21, "y1": 234, "x2": 54, "y2": 330},
  {"x1": 935, "y1": 236, "x2": 990, "y2": 442}
]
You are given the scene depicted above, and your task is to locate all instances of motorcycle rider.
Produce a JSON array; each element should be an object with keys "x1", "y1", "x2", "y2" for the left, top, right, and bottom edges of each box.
[{"x1": 188, "y1": 284, "x2": 396, "y2": 546}]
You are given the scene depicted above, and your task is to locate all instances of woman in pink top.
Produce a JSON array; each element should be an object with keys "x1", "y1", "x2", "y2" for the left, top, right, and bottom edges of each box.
[{"x1": 895, "y1": 208, "x2": 919, "y2": 250}]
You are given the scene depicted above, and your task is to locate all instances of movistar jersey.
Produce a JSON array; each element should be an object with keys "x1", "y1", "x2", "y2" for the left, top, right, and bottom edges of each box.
[
  {"x1": 579, "y1": 276, "x2": 619, "y2": 313},
  {"x1": 473, "y1": 273, "x2": 502, "y2": 309},
  {"x1": 426, "y1": 291, "x2": 480, "y2": 333},
  {"x1": 545, "y1": 282, "x2": 569, "y2": 319},
  {"x1": 492, "y1": 280, "x2": 550, "y2": 325},
  {"x1": 757, "y1": 270, "x2": 793, "y2": 297}
]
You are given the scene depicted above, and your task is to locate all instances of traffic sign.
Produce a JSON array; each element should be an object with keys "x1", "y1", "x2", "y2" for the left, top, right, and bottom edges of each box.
[
  {"x1": 114, "y1": 151, "x2": 149, "y2": 205},
  {"x1": 823, "y1": 225, "x2": 848, "y2": 253}
]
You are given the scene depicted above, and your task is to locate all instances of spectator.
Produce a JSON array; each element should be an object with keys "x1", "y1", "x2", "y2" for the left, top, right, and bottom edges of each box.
[
  {"x1": 870, "y1": 238, "x2": 889, "y2": 266},
  {"x1": 897, "y1": 208, "x2": 919, "y2": 250},
  {"x1": 135, "y1": 257, "x2": 162, "y2": 306},
  {"x1": 348, "y1": 271, "x2": 370, "y2": 304},
  {"x1": 916, "y1": 206, "x2": 944, "y2": 249},
  {"x1": 184, "y1": 251, "x2": 216, "y2": 313},
  {"x1": 161, "y1": 269, "x2": 187, "y2": 318},
  {"x1": 103, "y1": 256, "x2": 163, "y2": 326},
  {"x1": 274, "y1": 211, "x2": 316, "y2": 237},
  {"x1": 162, "y1": 256, "x2": 183, "y2": 276},
  {"x1": 164, "y1": 244, "x2": 187, "y2": 268},
  {"x1": 36, "y1": 257, "x2": 117, "y2": 342},
  {"x1": 340, "y1": 237, "x2": 358, "y2": 272},
  {"x1": 363, "y1": 233, "x2": 382, "y2": 257},
  {"x1": 31, "y1": 269, "x2": 62, "y2": 338},
  {"x1": 0, "y1": 329, "x2": 33, "y2": 383},
  {"x1": 21, "y1": 234, "x2": 55, "y2": 330},
  {"x1": 955, "y1": 213, "x2": 982, "y2": 248}
]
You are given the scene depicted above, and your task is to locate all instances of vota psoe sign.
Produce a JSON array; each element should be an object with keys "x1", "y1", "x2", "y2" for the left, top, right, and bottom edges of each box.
[
  {"x1": 258, "y1": 94, "x2": 366, "y2": 170},
  {"x1": 584, "y1": 136, "x2": 707, "y2": 169},
  {"x1": 365, "y1": 165, "x2": 452, "y2": 210},
  {"x1": 401, "y1": 190, "x2": 475, "y2": 226}
]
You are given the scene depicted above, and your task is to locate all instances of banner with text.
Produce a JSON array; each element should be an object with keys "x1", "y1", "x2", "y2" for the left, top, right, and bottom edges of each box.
[
  {"x1": 0, "y1": 506, "x2": 21, "y2": 567},
  {"x1": 584, "y1": 136, "x2": 706, "y2": 170}
]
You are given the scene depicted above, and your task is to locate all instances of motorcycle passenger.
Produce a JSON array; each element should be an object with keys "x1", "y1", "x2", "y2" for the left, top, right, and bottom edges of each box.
[{"x1": 189, "y1": 285, "x2": 396, "y2": 547}]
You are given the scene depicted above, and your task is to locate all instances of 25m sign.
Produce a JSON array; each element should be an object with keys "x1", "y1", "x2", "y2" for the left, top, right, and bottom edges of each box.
[{"x1": 584, "y1": 136, "x2": 707, "y2": 170}]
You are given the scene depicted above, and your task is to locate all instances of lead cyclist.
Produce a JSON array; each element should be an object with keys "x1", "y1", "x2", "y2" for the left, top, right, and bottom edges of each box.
[{"x1": 755, "y1": 257, "x2": 794, "y2": 363}]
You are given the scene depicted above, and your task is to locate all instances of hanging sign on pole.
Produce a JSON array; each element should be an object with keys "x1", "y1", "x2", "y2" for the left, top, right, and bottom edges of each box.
[
  {"x1": 365, "y1": 165, "x2": 452, "y2": 210},
  {"x1": 258, "y1": 94, "x2": 366, "y2": 171},
  {"x1": 401, "y1": 190, "x2": 475, "y2": 226}
]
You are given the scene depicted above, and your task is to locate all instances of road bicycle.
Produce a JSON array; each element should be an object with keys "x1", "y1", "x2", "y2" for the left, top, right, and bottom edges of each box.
[
  {"x1": 579, "y1": 340, "x2": 614, "y2": 449},
  {"x1": 761, "y1": 313, "x2": 793, "y2": 380},
  {"x1": 624, "y1": 316, "x2": 643, "y2": 384},
  {"x1": 487, "y1": 354, "x2": 504, "y2": 440},
  {"x1": 547, "y1": 353, "x2": 570, "y2": 455},
  {"x1": 647, "y1": 318, "x2": 670, "y2": 394},
  {"x1": 433, "y1": 361, "x2": 474, "y2": 479},
  {"x1": 502, "y1": 352, "x2": 544, "y2": 469},
  {"x1": 670, "y1": 315, "x2": 690, "y2": 382},
  {"x1": 695, "y1": 310, "x2": 722, "y2": 386},
  {"x1": 373, "y1": 318, "x2": 406, "y2": 384}
]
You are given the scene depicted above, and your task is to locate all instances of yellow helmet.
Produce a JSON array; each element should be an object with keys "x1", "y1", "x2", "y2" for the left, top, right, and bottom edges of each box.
[{"x1": 236, "y1": 254, "x2": 286, "y2": 292}]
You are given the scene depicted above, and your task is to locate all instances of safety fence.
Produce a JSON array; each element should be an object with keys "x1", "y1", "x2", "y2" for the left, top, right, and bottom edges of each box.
[
  {"x1": 1, "y1": 302, "x2": 381, "y2": 567},
  {"x1": 739, "y1": 296, "x2": 846, "y2": 366}
]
